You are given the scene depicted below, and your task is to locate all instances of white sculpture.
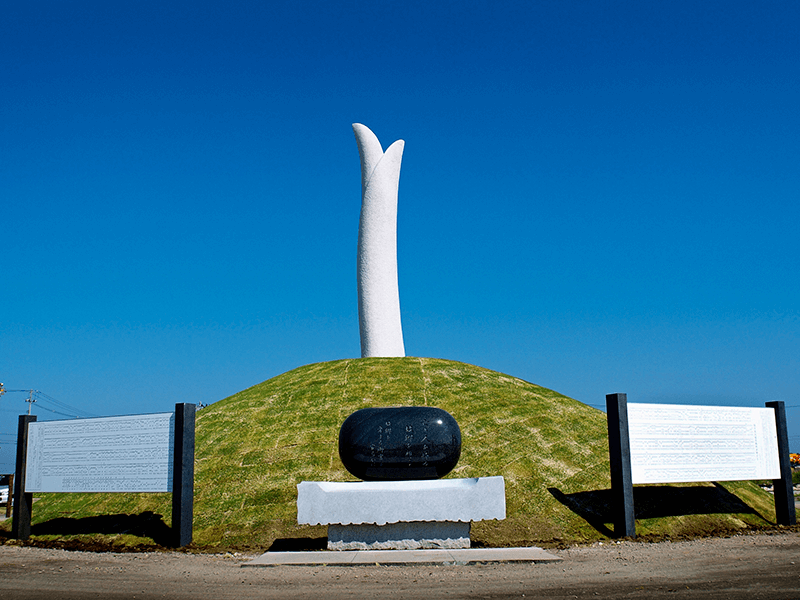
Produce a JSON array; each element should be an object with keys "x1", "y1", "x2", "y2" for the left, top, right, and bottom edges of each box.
[{"x1": 353, "y1": 123, "x2": 406, "y2": 358}]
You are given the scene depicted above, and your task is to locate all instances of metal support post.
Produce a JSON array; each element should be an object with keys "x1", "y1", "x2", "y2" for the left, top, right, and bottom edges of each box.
[
  {"x1": 171, "y1": 403, "x2": 196, "y2": 547},
  {"x1": 606, "y1": 393, "x2": 636, "y2": 537},
  {"x1": 766, "y1": 401, "x2": 796, "y2": 526},
  {"x1": 11, "y1": 415, "x2": 37, "y2": 539}
]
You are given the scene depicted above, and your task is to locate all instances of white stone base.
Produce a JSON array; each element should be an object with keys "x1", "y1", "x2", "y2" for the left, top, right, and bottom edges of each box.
[
  {"x1": 297, "y1": 476, "x2": 506, "y2": 526},
  {"x1": 327, "y1": 521, "x2": 470, "y2": 551},
  {"x1": 297, "y1": 477, "x2": 505, "y2": 552}
]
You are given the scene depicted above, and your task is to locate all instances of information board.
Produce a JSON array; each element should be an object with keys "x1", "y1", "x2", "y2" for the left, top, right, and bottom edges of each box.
[
  {"x1": 627, "y1": 403, "x2": 781, "y2": 484},
  {"x1": 25, "y1": 413, "x2": 175, "y2": 492}
]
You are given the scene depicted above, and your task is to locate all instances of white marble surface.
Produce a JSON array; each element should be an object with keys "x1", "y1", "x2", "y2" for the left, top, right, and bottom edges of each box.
[
  {"x1": 297, "y1": 476, "x2": 506, "y2": 526},
  {"x1": 353, "y1": 123, "x2": 406, "y2": 358},
  {"x1": 627, "y1": 403, "x2": 781, "y2": 484},
  {"x1": 24, "y1": 413, "x2": 174, "y2": 492}
]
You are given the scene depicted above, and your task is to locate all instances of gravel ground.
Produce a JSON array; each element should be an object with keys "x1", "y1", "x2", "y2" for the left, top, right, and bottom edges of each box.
[{"x1": 1, "y1": 531, "x2": 798, "y2": 599}]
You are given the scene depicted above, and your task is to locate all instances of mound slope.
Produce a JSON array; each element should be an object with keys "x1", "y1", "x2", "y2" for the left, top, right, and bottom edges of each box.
[
  {"x1": 2, "y1": 358, "x2": 779, "y2": 550},
  {"x1": 194, "y1": 357, "x2": 611, "y2": 547}
]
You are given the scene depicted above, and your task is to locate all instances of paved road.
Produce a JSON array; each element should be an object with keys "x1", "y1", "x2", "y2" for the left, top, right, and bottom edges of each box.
[{"x1": 1, "y1": 531, "x2": 798, "y2": 599}]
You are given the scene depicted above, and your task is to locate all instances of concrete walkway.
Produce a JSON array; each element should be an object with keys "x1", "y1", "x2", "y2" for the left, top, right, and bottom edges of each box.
[{"x1": 243, "y1": 546, "x2": 561, "y2": 566}]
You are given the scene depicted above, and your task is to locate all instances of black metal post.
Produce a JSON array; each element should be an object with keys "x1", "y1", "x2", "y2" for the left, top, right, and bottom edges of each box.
[
  {"x1": 5, "y1": 474, "x2": 13, "y2": 519},
  {"x1": 606, "y1": 393, "x2": 636, "y2": 537},
  {"x1": 11, "y1": 415, "x2": 37, "y2": 539},
  {"x1": 171, "y1": 403, "x2": 196, "y2": 547},
  {"x1": 765, "y1": 401, "x2": 796, "y2": 526}
]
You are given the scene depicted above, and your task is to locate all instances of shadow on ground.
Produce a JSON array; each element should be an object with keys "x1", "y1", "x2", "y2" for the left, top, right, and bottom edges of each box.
[
  {"x1": 26, "y1": 511, "x2": 173, "y2": 546},
  {"x1": 267, "y1": 537, "x2": 327, "y2": 552},
  {"x1": 549, "y1": 483, "x2": 767, "y2": 537}
]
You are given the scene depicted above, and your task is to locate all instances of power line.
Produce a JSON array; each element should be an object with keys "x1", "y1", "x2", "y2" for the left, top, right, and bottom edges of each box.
[
  {"x1": 0, "y1": 388, "x2": 97, "y2": 419},
  {"x1": 34, "y1": 391, "x2": 95, "y2": 417},
  {"x1": 34, "y1": 404, "x2": 90, "y2": 419}
]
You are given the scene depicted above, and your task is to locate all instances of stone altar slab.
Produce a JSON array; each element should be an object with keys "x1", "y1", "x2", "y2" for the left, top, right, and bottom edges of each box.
[{"x1": 297, "y1": 476, "x2": 506, "y2": 526}]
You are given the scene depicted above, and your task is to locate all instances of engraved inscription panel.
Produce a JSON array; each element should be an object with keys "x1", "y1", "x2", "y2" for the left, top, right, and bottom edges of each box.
[
  {"x1": 25, "y1": 413, "x2": 174, "y2": 492},
  {"x1": 627, "y1": 403, "x2": 781, "y2": 484},
  {"x1": 338, "y1": 407, "x2": 461, "y2": 481}
]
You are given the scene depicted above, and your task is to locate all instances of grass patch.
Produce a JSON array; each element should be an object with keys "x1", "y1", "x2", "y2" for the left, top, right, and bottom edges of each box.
[{"x1": 0, "y1": 358, "x2": 785, "y2": 551}]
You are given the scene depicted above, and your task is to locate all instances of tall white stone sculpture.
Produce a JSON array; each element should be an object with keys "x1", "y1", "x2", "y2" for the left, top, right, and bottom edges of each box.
[{"x1": 353, "y1": 123, "x2": 406, "y2": 358}]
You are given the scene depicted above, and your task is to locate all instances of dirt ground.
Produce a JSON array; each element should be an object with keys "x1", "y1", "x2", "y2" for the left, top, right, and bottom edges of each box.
[{"x1": 1, "y1": 531, "x2": 798, "y2": 599}]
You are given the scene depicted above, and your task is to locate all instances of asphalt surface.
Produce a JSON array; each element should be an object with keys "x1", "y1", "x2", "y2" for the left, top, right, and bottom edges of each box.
[{"x1": 1, "y1": 531, "x2": 798, "y2": 599}]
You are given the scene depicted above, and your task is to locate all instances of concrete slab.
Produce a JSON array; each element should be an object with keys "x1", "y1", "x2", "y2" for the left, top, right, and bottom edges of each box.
[{"x1": 242, "y1": 546, "x2": 561, "y2": 567}]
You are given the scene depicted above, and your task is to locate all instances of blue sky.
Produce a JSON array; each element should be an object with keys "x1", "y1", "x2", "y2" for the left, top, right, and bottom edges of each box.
[{"x1": 2, "y1": 0, "x2": 799, "y2": 470}]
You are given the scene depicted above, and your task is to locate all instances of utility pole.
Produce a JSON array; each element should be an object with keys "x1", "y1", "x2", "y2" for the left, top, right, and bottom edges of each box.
[{"x1": 26, "y1": 390, "x2": 36, "y2": 415}]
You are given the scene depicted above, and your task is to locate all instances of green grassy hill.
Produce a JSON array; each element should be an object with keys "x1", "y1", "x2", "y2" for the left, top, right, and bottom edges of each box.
[{"x1": 0, "y1": 358, "x2": 782, "y2": 551}]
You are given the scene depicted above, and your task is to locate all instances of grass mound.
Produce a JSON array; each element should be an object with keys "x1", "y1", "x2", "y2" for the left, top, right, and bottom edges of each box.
[{"x1": 0, "y1": 358, "x2": 782, "y2": 550}]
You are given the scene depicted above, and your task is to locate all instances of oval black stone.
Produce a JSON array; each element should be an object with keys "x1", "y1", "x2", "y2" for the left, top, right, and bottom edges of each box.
[{"x1": 338, "y1": 406, "x2": 461, "y2": 481}]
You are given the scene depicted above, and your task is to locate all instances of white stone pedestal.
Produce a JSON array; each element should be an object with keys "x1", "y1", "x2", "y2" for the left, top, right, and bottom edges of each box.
[
  {"x1": 297, "y1": 477, "x2": 505, "y2": 551},
  {"x1": 328, "y1": 521, "x2": 471, "y2": 550}
]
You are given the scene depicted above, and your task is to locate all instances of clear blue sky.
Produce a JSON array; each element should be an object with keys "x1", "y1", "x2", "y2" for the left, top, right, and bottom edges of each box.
[{"x1": 2, "y1": 0, "x2": 799, "y2": 470}]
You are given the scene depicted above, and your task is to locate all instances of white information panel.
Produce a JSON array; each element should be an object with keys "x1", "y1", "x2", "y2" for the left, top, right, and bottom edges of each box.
[
  {"x1": 628, "y1": 403, "x2": 781, "y2": 484},
  {"x1": 25, "y1": 413, "x2": 175, "y2": 492}
]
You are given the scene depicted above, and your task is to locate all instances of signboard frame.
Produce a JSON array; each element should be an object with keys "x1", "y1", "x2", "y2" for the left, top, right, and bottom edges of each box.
[
  {"x1": 606, "y1": 394, "x2": 795, "y2": 537},
  {"x1": 11, "y1": 403, "x2": 195, "y2": 547}
]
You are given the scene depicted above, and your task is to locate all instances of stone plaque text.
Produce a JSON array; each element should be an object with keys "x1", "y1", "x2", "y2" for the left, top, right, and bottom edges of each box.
[
  {"x1": 25, "y1": 413, "x2": 175, "y2": 492},
  {"x1": 627, "y1": 403, "x2": 781, "y2": 484}
]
